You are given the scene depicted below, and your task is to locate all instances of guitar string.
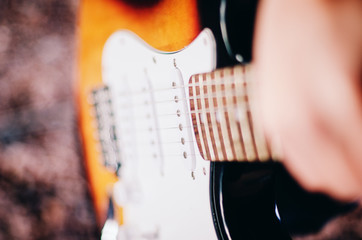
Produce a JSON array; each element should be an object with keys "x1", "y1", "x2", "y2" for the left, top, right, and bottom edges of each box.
[
  {"x1": 97, "y1": 71, "x2": 251, "y2": 113},
  {"x1": 95, "y1": 105, "x2": 250, "y2": 130},
  {"x1": 97, "y1": 99, "x2": 251, "y2": 141},
  {"x1": 95, "y1": 84, "x2": 251, "y2": 113},
  {"x1": 96, "y1": 115, "x2": 207, "y2": 161},
  {"x1": 94, "y1": 87, "x2": 251, "y2": 137},
  {"x1": 92, "y1": 67, "x2": 250, "y2": 100},
  {"x1": 115, "y1": 92, "x2": 249, "y2": 107},
  {"x1": 115, "y1": 105, "x2": 250, "y2": 119},
  {"x1": 93, "y1": 70, "x2": 250, "y2": 112},
  {"x1": 112, "y1": 80, "x2": 251, "y2": 99},
  {"x1": 93, "y1": 72, "x2": 253, "y2": 159},
  {"x1": 95, "y1": 78, "x2": 251, "y2": 128},
  {"x1": 96, "y1": 105, "x2": 251, "y2": 160}
]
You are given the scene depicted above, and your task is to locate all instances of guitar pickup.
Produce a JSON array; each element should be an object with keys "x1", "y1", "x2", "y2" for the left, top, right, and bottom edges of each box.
[{"x1": 91, "y1": 85, "x2": 121, "y2": 174}]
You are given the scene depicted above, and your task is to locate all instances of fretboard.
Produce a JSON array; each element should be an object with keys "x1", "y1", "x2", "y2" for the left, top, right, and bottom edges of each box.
[{"x1": 189, "y1": 64, "x2": 279, "y2": 162}]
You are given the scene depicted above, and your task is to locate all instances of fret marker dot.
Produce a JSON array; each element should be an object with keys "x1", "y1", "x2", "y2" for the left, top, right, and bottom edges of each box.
[{"x1": 181, "y1": 137, "x2": 185, "y2": 145}]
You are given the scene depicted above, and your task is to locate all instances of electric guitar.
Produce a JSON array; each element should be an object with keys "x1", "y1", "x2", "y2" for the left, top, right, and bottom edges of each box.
[{"x1": 77, "y1": 0, "x2": 355, "y2": 239}]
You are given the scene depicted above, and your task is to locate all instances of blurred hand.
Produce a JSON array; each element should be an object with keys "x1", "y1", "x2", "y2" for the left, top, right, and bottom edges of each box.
[{"x1": 253, "y1": 0, "x2": 362, "y2": 201}]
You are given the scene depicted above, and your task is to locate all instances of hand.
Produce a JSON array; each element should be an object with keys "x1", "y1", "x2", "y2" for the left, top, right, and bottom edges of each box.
[{"x1": 253, "y1": 0, "x2": 362, "y2": 201}]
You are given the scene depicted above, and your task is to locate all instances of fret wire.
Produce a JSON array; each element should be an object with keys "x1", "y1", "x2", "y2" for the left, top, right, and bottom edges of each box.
[
  {"x1": 215, "y1": 69, "x2": 233, "y2": 159},
  {"x1": 204, "y1": 71, "x2": 221, "y2": 160}
]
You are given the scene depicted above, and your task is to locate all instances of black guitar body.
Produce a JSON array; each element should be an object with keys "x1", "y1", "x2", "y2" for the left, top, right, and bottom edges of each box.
[
  {"x1": 211, "y1": 162, "x2": 291, "y2": 240},
  {"x1": 197, "y1": 0, "x2": 358, "y2": 239},
  {"x1": 211, "y1": 161, "x2": 356, "y2": 240}
]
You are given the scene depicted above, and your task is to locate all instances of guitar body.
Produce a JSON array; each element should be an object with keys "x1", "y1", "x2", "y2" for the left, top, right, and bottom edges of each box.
[
  {"x1": 78, "y1": 0, "x2": 356, "y2": 239},
  {"x1": 78, "y1": 0, "x2": 200, "y2": 224},
  {"x1": 78, "y1": 0, "x2": 221, "y2": 238}
]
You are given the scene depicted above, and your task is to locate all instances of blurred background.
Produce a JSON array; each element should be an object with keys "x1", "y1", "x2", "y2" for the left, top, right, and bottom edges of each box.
[
  {"x1": 0, "y1": 0, "x2": 98, "y2": 239},
  {"x1": 0, "y1": 0, "x2": 361, "y2": 240}
]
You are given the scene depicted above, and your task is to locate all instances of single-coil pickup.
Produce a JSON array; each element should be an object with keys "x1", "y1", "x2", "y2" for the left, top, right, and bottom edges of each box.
[{"x1": 91, "y1": 85, "x2": 121, "y2": 173}]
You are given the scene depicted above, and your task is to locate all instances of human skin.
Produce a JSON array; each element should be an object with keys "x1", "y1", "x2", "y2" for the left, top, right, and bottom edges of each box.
[{"x1": 253, "y1": 0, "x2": 362, "y2": 201}]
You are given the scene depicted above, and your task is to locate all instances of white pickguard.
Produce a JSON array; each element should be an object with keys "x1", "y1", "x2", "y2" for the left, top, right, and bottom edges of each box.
[{"x1": 102, "y1": 29, "x2": 217, "y2": 240}]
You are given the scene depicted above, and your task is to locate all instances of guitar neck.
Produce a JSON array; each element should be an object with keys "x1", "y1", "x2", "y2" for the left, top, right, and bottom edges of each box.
[{"x1": 189, "y1": 64, "x2": 281, "y2": 162}]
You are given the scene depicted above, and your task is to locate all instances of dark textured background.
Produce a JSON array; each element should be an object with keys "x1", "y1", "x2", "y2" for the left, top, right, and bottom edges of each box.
[
  {"x1": 0, "y1": 0, "x2": 360, "y2": 239},
  {"x1": 0, "y1": 0, "x2": 98, "y2": 239}
]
